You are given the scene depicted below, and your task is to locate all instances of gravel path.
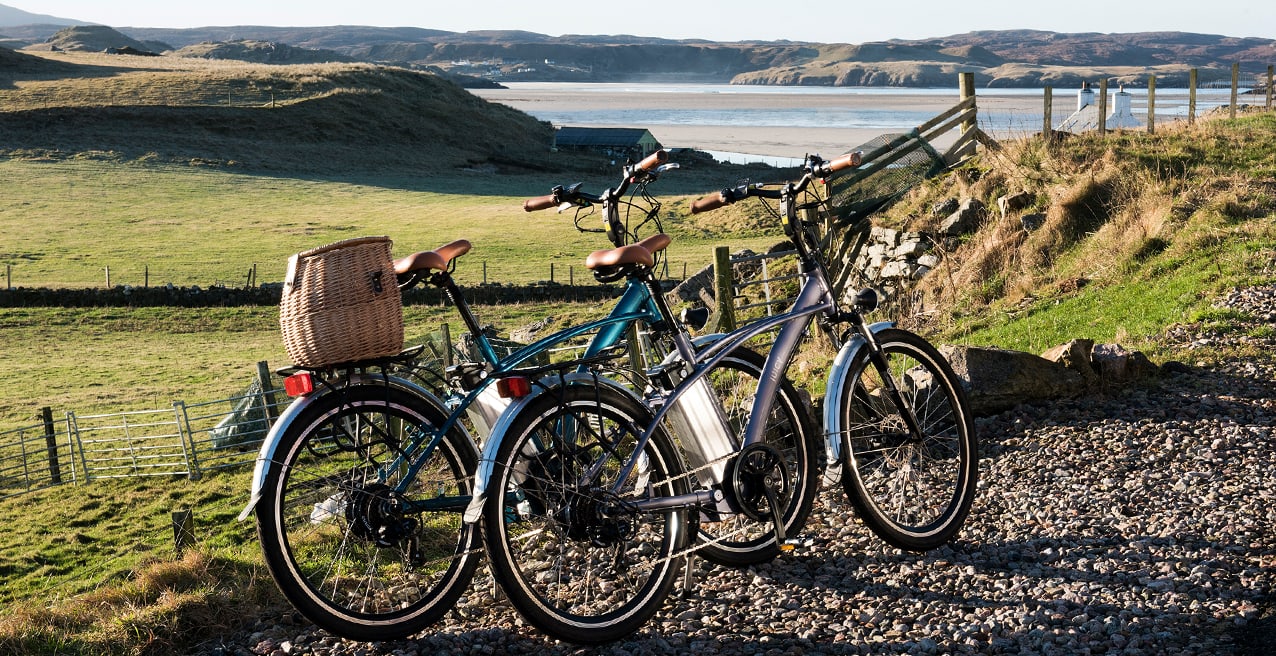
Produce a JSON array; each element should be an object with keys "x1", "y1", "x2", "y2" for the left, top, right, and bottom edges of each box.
[{"x1": 197, "y1": 284, "x2": 1276, "y2": 656}]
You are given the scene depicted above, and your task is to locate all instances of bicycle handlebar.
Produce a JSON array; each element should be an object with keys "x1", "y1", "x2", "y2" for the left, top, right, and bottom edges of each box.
[
  {"x1": 522, "y1": 149, "x2": 670, "y2": 213},
  {"x1": 689, "y1": 151, "x2": 862, "y2": 214},
  {"x1": 634, "y1": 149, "x2": 669, "y2": 173},
  {"x1": 814, "y1": 151, "x2": 862, "y2": 177},
  {"x1": 523, "y1": 194, "x2": 559, "y2": 212}
]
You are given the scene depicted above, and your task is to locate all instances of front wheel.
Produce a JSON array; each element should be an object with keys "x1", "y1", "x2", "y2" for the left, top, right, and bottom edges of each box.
[
  {"x1": 835, "y1": 329, "x2": 978, "y2": 551},
  {"x1": 483, "y1": 384, "x2": 692, "y2": 644},
  {"x1": 255, "y1": 384, "x2": 481, "y2": 640}
]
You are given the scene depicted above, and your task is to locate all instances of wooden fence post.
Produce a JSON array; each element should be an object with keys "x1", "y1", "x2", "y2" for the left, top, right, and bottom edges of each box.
[
  {"x1": 712, "y1": 246, "x2": 736, "y2": 333},
  {"x1": 1189, "y1": 68, "x2": 1198, "y2": 125},
  {"x1": 1147, "y1": 75, "x2": 1156, "y2": 134},
  {"x1": 41, "y1": 406, "x2": 61, "y2": 485},
  {"x1": 1097, "y1": 78, "x2": 1109, "y2": 135},
  {"x1": 439, "y1": 323, "x2": 453, "y2": 369},
  {"x1": 1230, "y1": 62, "x2": 1240, "y2": 119},
  {"x1": 172, "y1": 508, "x2": 195, "y2": 555},
  {"x1": 1042, "y1": 85, "x2": 1053, "y2": 138},
  {"x1": 256, "y1": 361, "x2": 279, "y2": 423},
  {"x1": 1267, "y1": 65, "x2": 1273, "y2": 111},
  {"x1": 959, "y1": 73, "x2": 976, "y2": 134}
]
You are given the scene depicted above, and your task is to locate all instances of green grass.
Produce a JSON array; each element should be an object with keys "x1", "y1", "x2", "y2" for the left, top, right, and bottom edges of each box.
[
  {"x1": 0, "y1": 472, "x2": 277, "y2": 655},
  {"x1": 0, "y1": 159, "x2": 782, "y2": 291},
  {"x1": 894, "y1": 111, "x2": 1276, "y2": 361}
]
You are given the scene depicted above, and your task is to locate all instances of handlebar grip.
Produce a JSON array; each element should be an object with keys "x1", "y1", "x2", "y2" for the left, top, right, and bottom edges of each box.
[
  {"x1": 635, "y1": 149, "x2": 669, "y2": 172},
  {"x1": 523, "y1": 194, "x2": 558, "y2": 212},
  {"x1": 818, "y1": 151, "x2": 862, "y2": 176},
  {"x1": 690, "y1": 192, "x2": 729, "y2": 214}
]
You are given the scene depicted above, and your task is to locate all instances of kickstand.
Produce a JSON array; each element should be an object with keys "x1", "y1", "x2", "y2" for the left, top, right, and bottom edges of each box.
[{"x1": 679, "y1": 553, "x2": 698, "y2": 598}]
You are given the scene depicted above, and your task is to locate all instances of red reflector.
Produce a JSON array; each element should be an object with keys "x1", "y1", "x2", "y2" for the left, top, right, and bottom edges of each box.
[
  {"x1": 497, "y1": 376, "x2": 532, "y2": 399},
  {"x1": 284, "y1": 372, "x2": 314, "y2": 396}
]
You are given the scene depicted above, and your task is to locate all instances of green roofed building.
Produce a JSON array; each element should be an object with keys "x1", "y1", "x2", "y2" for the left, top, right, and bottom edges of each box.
[{"x1": 552, "y1": 127, "x2": 662, "y2": 160}]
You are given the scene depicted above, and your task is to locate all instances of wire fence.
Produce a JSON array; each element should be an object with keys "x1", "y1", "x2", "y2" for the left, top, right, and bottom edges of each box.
[{"x1": 0, "y1": 369, "x2": 287, "y2": 501}]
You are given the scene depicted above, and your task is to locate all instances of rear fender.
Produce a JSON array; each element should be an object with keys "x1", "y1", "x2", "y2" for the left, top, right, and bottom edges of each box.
[
  {"x1": 462, "y1": 373, "x2": 642, "y2": 524},
  {"x1": 237, "y1": 374, "x2": 462, "y2": 521}
]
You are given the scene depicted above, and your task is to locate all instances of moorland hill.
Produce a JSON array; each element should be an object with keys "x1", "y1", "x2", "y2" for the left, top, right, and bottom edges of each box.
[
  {"x1": 4, "y1": 9, "x2": 1273, "y2": 87},
  {"x1": 0, "y1": 49, "x2": 555, "y2": 172}
]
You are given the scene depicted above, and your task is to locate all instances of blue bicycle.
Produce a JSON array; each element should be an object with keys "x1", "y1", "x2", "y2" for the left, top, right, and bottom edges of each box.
[{"x1": 239, "y1": 151, "x2": 818, "y2": 640}]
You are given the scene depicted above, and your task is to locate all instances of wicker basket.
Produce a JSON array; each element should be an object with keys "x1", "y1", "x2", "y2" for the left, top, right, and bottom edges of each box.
[{"x1": 279, "y1": 236, "x2": 404, "y2": 367}]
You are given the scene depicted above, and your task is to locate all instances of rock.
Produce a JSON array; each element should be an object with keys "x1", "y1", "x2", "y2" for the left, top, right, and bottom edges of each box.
[
  {"x1": 931, "y1": 198, "x2": 960, "y2": 217},
  {"x1": 1042, "y1": 338, "x2": 1099, "y2": 389},
  {"x1": 1021, "y1": 212, "x2": 1047, "y2": 231},
  {"x1": 997, "y1": 191, "x2": 1034, "y2": 219},
  {"x1": 940, "y1": 198, "x2": 986, "y2": 236},
  {"x1": 939, "y1": 344, "x2": 1085, "y2": 414},
  {"x1": 1091, "y1": 343, "x2": 1159, "y2": 385}
]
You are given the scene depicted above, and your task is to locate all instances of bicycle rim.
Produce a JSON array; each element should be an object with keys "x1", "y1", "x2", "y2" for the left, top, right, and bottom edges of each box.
[
  {"x1": 259, "y1": 388, "x2": 479, "y2": 639},
  {"x1": 839, "y1": 331, "x2": 977, "y2": 551},
  {"x1": 484, "y1": 386, "x2": 688, "y2": 644}
]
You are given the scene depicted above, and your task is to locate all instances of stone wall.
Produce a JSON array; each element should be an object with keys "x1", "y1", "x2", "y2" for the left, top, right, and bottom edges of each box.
[{"x1": 0, "y1": 280, "x2": 630, "y2": 308}]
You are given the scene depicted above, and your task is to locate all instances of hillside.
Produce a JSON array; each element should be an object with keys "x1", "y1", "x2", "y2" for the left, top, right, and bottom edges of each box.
[
  {"x1": 0, "y1": 50, "x2": 555, "y2": 172},
  {"x1": 22, "y1": 24, "x2": 169, "y2": 54},
  {"x1": 7, "y1": 14, "x2": 1273, "y2": 86},
  {"x1": 0, "y1": 3, "x2": 84, "y2": 28},
  {"x1": 117, "y1": 27, "x2": 1276, "y2": 87},
  {"x1": 170, "y1": 39, "x2": 356, "y2": 65}
]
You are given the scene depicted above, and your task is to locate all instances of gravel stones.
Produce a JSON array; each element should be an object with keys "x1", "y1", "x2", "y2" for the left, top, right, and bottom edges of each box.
[{"x1": 196, "y1": 283, "x2": 1276, "y2": 655}]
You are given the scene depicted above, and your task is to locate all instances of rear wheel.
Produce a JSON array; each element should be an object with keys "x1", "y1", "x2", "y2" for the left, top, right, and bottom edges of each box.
[
  {"x1": 836, "y1": 329, "x2": 978, "y2": 551},
  {"x1": 482, "y1": 384, "x2": 691, "y2": 644},
  {"x1": 255, "y1": 384, "x2": 480, "y2": 640}
]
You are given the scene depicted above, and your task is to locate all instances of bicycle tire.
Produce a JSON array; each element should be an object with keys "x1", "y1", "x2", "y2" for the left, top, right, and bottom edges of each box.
[
  {"x1": 482, "y1": 383, "x2": 691, "y2": 644},
  {"x1": 255, "y1": 384, "x2": 481, "y2": 640},
  {"x1": 834, "y1": 328, "x2": 978, "y2": 551},
  {"x1": 695, "y1": 347, "x2": 821, "y2": 566}
]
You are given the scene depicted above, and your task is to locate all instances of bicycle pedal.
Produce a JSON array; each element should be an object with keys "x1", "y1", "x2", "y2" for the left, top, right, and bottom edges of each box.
[{"x1": 779, "y1": 539, "x2": 800, "y2": 553}]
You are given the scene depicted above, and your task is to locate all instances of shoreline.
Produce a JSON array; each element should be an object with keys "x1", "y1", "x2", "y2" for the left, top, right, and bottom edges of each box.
[{"x1": 473, "y1": 83, "x2": 1229, "y2": 158}]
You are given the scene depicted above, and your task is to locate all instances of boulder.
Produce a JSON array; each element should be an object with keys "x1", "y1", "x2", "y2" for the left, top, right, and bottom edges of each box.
[
  {"x1": 997, "y1": 191, "x2": 1034, "y2": 219},
  {"x1": 939, "y1": 344, "x2": 1085, "y2": 415},
  {"x1": 1091, "y1": 343, "x2": 1159, "y2": 385},
  {"x1": 1021, "y1": 213, "x2": 1047, "y2": 232},
  {"x1": 1042, "y1": 338, "x2": 1099, "y2": 389},
  {"x1": 940, "y1": 198, "x2": 987, "y2": 236}
]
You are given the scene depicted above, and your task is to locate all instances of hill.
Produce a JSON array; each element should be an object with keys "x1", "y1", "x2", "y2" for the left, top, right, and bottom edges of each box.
[
  {"x1": 6, "y1": 16, "x2": 1273, "y2": 86},
  {"x1": 170, "y1": 39, "x2": 356, "y2": 65},
  {"x1": 22, "y1": 24, "x2": 169, "y2": 54},
  {"x1": 0, "y1": 2, "x2": 85, "y2": 28},
  {"x1": 0, "y1": 51, "x2": 554, "y2": 172},
  {"x1": 112, "y1": 27, "x2": 1276, "y2": 87}
]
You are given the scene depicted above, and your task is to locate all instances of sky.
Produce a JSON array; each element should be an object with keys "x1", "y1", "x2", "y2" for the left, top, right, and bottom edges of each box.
[{"x1": 9, "y1": 0, "x2": 1275, "y2": 43}]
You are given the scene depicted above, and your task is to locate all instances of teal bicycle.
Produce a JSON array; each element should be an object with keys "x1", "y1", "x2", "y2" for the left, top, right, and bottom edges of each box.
[{"x1": 238, "y1": 151, "x2": 819, "y2": 640}]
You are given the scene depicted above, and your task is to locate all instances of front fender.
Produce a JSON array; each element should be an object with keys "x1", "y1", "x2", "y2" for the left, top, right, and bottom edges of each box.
[
  {"x1": 236, "y1": 374, "x2": 459, "y2": 521},
  {"x1": 461, "y1": 372, "x2": 643, "y2": 524},
  {"x1": 822, "y1": 321, "x2": 895, "y2": 467}
]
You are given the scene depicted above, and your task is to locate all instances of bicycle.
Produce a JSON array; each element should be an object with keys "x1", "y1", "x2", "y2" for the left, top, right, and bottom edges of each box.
[
  {"x1": 470, "y1": 152, "x2": 978, "y2": 644},
  {"x1": 238, "y1": 150, "x2": 817, "y2": 641}
]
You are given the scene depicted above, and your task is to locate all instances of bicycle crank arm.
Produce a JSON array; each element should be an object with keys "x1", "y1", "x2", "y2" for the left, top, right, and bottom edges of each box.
[{"x1": 761, "y1": 484, "x2": 795, "y2": 552}]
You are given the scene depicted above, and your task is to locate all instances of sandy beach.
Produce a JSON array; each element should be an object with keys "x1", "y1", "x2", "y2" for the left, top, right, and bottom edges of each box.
[{"x1": 472, "y1": 84, "x2": 1044, "y2": 158}]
